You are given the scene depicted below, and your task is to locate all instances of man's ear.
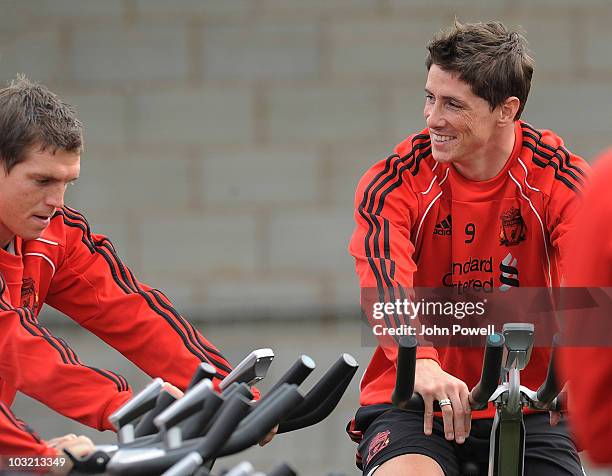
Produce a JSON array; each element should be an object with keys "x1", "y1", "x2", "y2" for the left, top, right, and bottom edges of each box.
[{"x1": 498, "y1": 96, "x2": 520, "y2": 125}]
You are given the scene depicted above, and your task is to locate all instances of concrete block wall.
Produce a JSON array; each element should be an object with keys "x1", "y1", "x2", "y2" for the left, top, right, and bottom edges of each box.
[
  {"x1": 3, "y1": 2, "x2": 612, "y2": 474},
  {"x1": 2, "y1": 0, "x2": 612, "y2": 322}
]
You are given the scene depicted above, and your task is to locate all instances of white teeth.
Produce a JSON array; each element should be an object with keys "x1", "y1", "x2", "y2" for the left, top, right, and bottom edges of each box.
[{"x1": 432, "y1": 133, "x2": 455, "y2": 142}]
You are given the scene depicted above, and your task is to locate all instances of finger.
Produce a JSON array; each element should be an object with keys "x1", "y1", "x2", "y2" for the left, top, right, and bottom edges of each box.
[
  {"x1": 439, "y1": 397, "x2": 454, "y2": 441},
  {"x1": 549, "y1": 411, "x2": 561, "y2": 427},
  {"x1": 162, "y1": 382, "x2": 184, "y2": 399},
  {"x1": 449, "y1": 392, "x2": 466, "y2": 444},
  {"x1": 70, "y1": 436, "x2": 95, "y2": 456},
  {"x1": 460, "y1": 387, "x2": 472, "y2": 438},
  {"x1": 258, "y1": 431, "x2": 274, "y2": 446},
  {"x1": 47, "y1": 434, "x2": 77, "y2": 447},
  {"x1": 423, "y1": 395, "x2": 435, "y2": 436},
  {"x1": 78, "y1": 436, "x2": 94, "y2": 448},
  {"x1": 67, "y1": 443, "x2": 93, "y2": 458}
]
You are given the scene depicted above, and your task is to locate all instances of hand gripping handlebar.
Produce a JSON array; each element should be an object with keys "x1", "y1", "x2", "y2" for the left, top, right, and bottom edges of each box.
[{"x1": 392, "y1": 334, "x2": 505, "y2": 412}]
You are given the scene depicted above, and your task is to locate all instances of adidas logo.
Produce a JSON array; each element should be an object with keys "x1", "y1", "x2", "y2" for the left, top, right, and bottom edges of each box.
[{"x1": 433, "y1": 214, "x2": 452, "y2": 236}]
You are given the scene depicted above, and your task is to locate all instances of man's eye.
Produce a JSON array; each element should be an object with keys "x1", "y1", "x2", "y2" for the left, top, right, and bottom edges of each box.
[
  {"x1": 425, "y1": 94, "x2": 434, "y2": 102},
  {"x1": 36, "y1": 179, "x2": 50, "y2": 185},
  {"x1": 448, "y1": 102, "x2": 461, "y2": 109}
]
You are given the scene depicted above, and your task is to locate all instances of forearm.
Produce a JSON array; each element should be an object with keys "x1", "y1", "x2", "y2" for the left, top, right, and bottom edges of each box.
[{"x1": 0, "y1": 308, "x2": 131, "y2": 430}]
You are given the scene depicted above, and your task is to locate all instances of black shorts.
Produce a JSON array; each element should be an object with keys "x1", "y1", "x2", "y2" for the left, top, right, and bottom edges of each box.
[{"x1": 354, "y1": 404, "x2": 584, "y2": 476}]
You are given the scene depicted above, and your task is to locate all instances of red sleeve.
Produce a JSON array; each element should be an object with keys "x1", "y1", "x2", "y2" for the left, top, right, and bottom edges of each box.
[
  {"x1": 349, "y1": 152, "x2": 439, "y2": 364},
  {"x1": 0, "y1": 288, "x2": 131, "y2": 431},
  {"x1": 561, "y1": 150, "x2": 612, "y2": 466},
  {"x1": 46, "y1": 207, "x2": 234, "y2": 393},
  {"x1": 538, "y1": 136, "x2": 590, "y2": 281},
  {"x1": 0, "y1": 403, "x2": 56, "y2": 457}
]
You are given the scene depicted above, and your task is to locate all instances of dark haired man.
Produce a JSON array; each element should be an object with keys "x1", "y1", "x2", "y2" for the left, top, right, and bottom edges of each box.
[
  {"x1": 0, "y1": 76, "x2": 232, "y2": 432},
  {"x1": 348, "y1": 21, "x2": 588, "y2": 475}
]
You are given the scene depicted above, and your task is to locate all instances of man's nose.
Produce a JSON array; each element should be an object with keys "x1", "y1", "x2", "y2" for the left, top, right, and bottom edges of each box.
[
  {"x1": 46, "y1": 185, "x2": 65, "y2": 209},
  {"x1": 425, "y1": 103, "x2": 444, "y2": 129}
]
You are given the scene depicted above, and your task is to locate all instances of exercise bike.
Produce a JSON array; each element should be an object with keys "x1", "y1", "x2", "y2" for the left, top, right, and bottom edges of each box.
[{"x1": 392, "y1": 323, "x2": 567, "y2": 476}]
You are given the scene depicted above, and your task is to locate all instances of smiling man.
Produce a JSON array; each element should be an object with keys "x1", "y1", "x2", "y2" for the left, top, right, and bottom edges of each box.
[
  {"x1": 348, "y1": 21, "x2": 589, "y2": 475},
  {"x1": 0, "y1": 76, "x2": 232, "y2": 433}
]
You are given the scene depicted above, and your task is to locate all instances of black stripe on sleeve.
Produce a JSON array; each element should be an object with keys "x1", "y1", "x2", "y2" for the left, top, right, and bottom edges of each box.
[
  {"x1": 0, "y1": 403, "x2": 22, "y2": 429},
  {"x1": 522, "y1": 130, "x2": 584, "y2": 184},
  {"x1": 148, "y1": 289, "x2": 232, "y2": 372},
  {"x1": 520, "y1": 123, "x2": 586, "y2": 193},
  {"x1": 521, "y1": 122, "x2": 587, "y2": 178},
  {"x1": 59, "y1": 209, "x2": 231, "y2": 373},
  {"x1": 357, "y1": 135, "x2": 431, "y2": 340},
  {"x1": 522, "y1": 141, "x2": 579, "y2": 192},
  {"x1": 0, "y1": 275, "x2": 126, "y2": 392},
  {"x1": 0, "y1": 281, "x2": 70, "y2": 365}
]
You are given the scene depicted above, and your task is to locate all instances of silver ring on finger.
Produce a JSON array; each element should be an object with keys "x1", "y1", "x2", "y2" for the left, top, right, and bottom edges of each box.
[{"x1": 438, "y1": 398, "x2": 452, "y2": 407}]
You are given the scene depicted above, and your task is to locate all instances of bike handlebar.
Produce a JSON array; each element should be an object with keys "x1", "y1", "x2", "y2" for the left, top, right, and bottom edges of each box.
[
  {"x1": 161, "y1": 451, "x2": 203, "y2": 476},
  {"x1": 217, "y1": 385, "x2": 303, "y2": 457},
  {"x1": 109, "y1": 378, "x2": 163, "y2": 430},
  {"x1": 219, "y1": 349, "x2": 274, "y2": 391},
  {"x1": 107, "y1": 394, "x2": 252, "y2": 476},
  {"x1": 393, "y1": 334, "x2": 506, "y2": 412},
  {"x1": 392, "y1": 332, "x2": 565, "y2": 413},
  {"x1": 134, "y1": 391, "x2": 178, "y2": 438},
  {"x1": 278, "y1": 358, "x2": 357, "y2": 433},
  {"x1": 154, "y1": 380, "x2": 213, "y2": 432},
  {"x1": 187, "y1": 363, "x2": 218, "y2": 390},
  {"x1": 391, "y1": 336, "x2": 417, "y2": 410},
  {"x1": 535, "y1": 334, "x2": 563, "y2": 405},
  {"x1": 221, "y1": 382, "x2": 254, "y2": 400},
  {"x1": 470, "y1": 333, "x2": 505, "y2": 409},
  {"x1": 78, "y1": 352, "x2": 357, "y2": 475},
  {"x1": 264, "y1": 355, "x2": 316, "y2": 398},
  {"x1": 284, "y1": 354, "x2": 357, "y2": 419}
]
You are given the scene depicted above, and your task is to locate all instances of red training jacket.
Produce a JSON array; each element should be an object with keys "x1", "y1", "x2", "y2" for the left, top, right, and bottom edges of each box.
[
  {"x1": 0, "y1": 206, "x2": 233, "y2": 431},
  {"x1": 0, "y1": 403, "x2": 56, "y2": 456},
  {"x1": 349, "y1": 121, "x2": 589, "y2": 419},
  {"x1": 562, "y1": 149, "x2": 612, "y2": 465}
]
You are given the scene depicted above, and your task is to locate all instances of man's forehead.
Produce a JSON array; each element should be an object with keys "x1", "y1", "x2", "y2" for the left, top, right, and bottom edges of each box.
[
  {"x1": 426, "y1": 67, "x2": 467, "y2": 88},
  {"x1": 425, "y1": 66, "x2": 477, "y2": 103},
  {"x1": 23, "y1": 146, "x2": 80, "y2": 177}
]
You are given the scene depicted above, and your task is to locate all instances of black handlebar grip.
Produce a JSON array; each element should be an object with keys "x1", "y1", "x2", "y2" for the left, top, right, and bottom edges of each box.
[
  {"x1": 265, "y1": 355, "x2": 316, "y2": 396},
  {"x1": 392, "y1": 336, "x2": 418, "y2": 409},
  {"x1": 134, "y1": 391, "x2": 178, "y2": 438},
  {"x1": 277, "y1": 362, "x2": 357, "y2": 433},
  {"x1": 64, "y1": 448, "x2": 112, "y2": 473},
  {"x1": 221, "y1": 382, "x2": 253, "y2": 400},
  {"x1": 180, "y1": 392, "x2": 225, "y2": 440},
  {"x1": 107, "y1": 395, "x2": 250, "y2": 476},
  {"x1": 109, "y1": 378, "x2": 163, "y2": 429},
  {"x1": 286, "y1": 354, "x2": 358, "y2": 419},
  {"x1": 267, "y1": 463, "x2": 297, "y2": 476},
  {"x1": 217, "y1": 385, "x2": 304, "y2": 457},
  {"x1": 470, "y1": 333, "x2": 505, "y2": 409},
  {"x1": 536, "y1": 333, "x2": 562, "y2": 404},
  {"x1": 161, "y1": 451, "x2": 203, "y2": 476},
  {"x1": 194, "y1": 393, "x2": 252, "y2": 461},
  {"x1": 187, "y1": 363, "x2": 217, "y2": 391},
  {"x1": 233, "y1": 384, "x2": 295, "y2": 431},
  {"x1": 154, "y1": 380, "x2": 213, "y2": 431}
]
